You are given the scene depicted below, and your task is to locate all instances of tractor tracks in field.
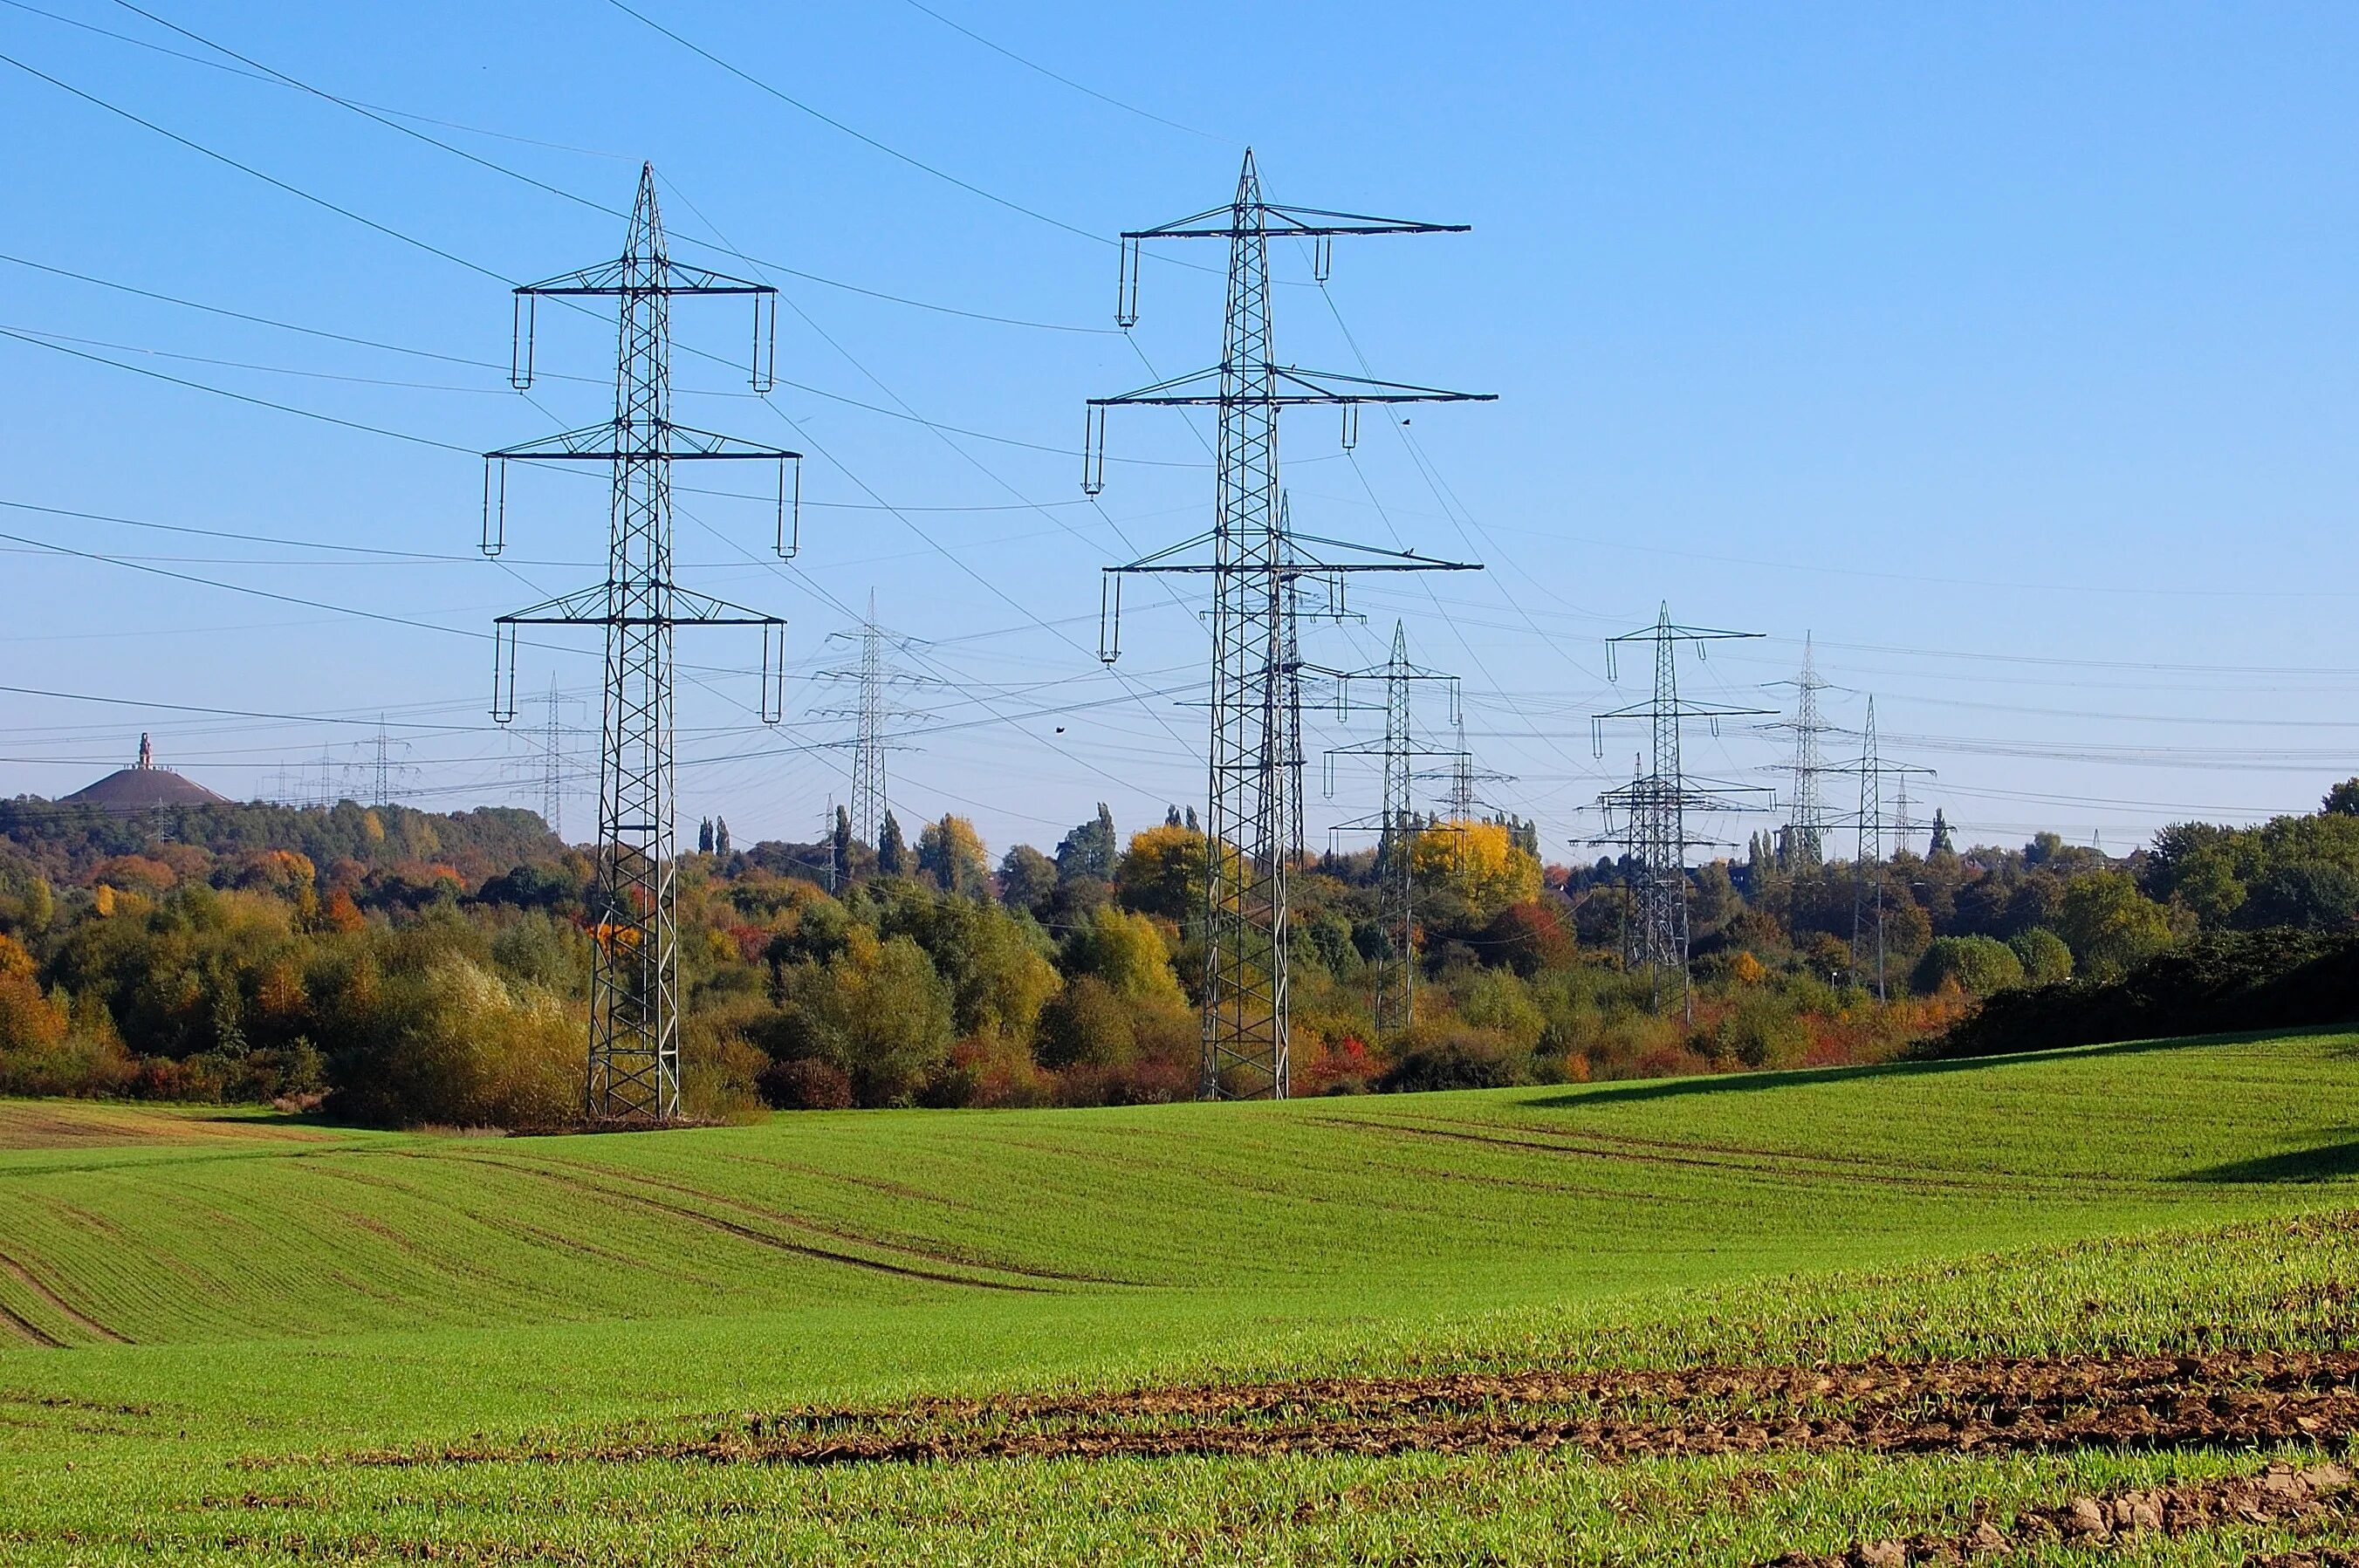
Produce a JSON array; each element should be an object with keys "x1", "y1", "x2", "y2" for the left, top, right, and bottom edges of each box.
[
  {"x1": 0, "y1": 1247, "x2": 126, "y2": 1346},
  {"x1": 1326, "y1": 1111, "x2": 2158, "y2": 1202},
  {"x1": 436, "y1": 1150, "x2": 1087, "y2": 1294},
  {"x1": 339, "y1": 1349, "x2": 2359, "y2": 1474}
]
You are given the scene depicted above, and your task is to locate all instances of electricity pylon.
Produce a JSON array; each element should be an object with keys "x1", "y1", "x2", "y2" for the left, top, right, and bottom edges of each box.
[
  {"x1": 483, "y1": 164, "x2": 798, "y2": 1123},
  {"x1": 1325, "y1": 622, "x2": 1463, "y2": 1040},
  {"x1": 1085, "y1": 150, "x2": 1489, "y2": 1100},
  {"x1": 356, "y1": 716, "x2": 414, "y2": 808},
  {"x1": 1839, "y1": 695, "x2": 1935, "y2": 1003},
  {"x1": 1767, "y1": 633, "x2": 1832, "y2": 869},
  {"x1": 1588, "y1": 605, "x2": 1773, "y2": 1022},
  {"x1": 535, "y1": 676, "x2": 582, "y2": 839},
  {"x1": 1423, "y1": 707, "x2": 1512, "y2": 822},
  {"x1": 813, "y1": 592, "x2": 940, "y2": 849}
]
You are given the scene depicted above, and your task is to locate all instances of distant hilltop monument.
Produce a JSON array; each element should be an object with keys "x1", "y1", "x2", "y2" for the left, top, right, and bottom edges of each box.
[{"x1": 60, "y1": 733, "x2": 229, "y2": 812}]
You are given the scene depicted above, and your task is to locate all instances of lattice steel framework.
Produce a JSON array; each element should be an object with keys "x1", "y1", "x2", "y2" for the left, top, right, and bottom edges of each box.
[
  {"x1": 1776, "y1": 633, "x2": 1832, "y2": 869},
  {"x1": 1840, "y1": 695, "x2": 1935, "y2": 1003},
  {"x1": 1086, "y1": 151, "x2": 1488, "y2": 1099},
  {"x1": 537, "y1": 676, "x2": 574, "y2": 839},
  {"x1": 1589, "y1": 605, "x2": 1773, "y2": 1022},
  {"x1": 813, "y1": 592, "x2": 938, "y2": 850},
  {"x1": 1327, "y1": 622, "x2": 1462, "y2": 1039},
  {"x1": 483, "y1": 164, "x2": 799, "y2": 1122}
]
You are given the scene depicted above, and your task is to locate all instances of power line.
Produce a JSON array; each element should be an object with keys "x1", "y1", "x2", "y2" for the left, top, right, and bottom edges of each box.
[{"x1": 894, "y1": 0, "x2": 1231, "y2": 144}]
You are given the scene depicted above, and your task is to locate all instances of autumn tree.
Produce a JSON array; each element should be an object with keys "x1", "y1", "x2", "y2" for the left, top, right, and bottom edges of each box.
[
  {"x1": 1410, "y1": 820, "x2": 1542, "y2": 922},
  {"x1": 1064, "y1": 905, "x2": 1185, "y2": 1007},
  {"x1": 1115, "y1": 825, "x2": 1204, "y2": 924},
  {"x1": 916, "y1": 815, "x2": 990, "y2": 899}
]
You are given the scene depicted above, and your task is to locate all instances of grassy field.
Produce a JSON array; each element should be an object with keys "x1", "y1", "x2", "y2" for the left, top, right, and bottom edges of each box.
[{"x1": 1, "y1": 1030, "x2": 2356, "y2": 1563}]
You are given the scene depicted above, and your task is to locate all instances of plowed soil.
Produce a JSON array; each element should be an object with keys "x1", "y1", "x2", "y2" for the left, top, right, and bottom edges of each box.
[
  {"x1": 1770, "y1": 1460, "x2": 2356, "y2": 1565},
  {"x1": 349, "y1": 1349, "x2": 2359, "y2": 1470}
]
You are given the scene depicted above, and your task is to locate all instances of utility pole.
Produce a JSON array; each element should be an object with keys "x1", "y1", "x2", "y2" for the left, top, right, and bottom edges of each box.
[
  {"x1": 482, "y1": 164, "x2": 798, "y2": 1124},
  {"x1": 1326, "y1": 621, "x2": 1463, "y2": 1040},
  {"x1": 1086, "y1": 150, "x2": 1490, "y2": 1100},
  {"x1": 813, "y1": 592, "x2": 938, "y2": 853},
  {"x1": 1588, "y1": 605, "x2": 1773, "y2": 1023}
]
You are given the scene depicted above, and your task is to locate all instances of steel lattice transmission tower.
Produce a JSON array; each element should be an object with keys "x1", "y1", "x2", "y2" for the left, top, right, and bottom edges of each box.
[
  {"x1": 537, "y1": 676, "x2": 576, "y2": 839},
  {"x1": 1773, "y1": 633, "x2": 1832, "y2": 870},
  {"x1": 1588, "y1": 605, "x2": 1773, "y2": 1022},
  {"x1": 1841, "y1": 695, "x2": 1934, "y2": 1003},
  {"x1": 1327, "y1": 622, "x2": 1463, "y2": 1039},
  {"x1": 813, "y1": 592, "x2": 938, "y2": 850},
  {"x1": 1085, "y1": 151, "x2": 1488, "y2": 1099},
  {"x1": 483, "y1": 164, "x2": 799, "y2": 1123}
]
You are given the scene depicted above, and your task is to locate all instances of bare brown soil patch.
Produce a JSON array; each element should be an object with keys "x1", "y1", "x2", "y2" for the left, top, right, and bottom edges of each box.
[
  {"x1": 1771, "y1": 1460, "x2": 2356, "y2": 1565},
  {"x1": 0, "y1": 1101, "x2": 332, "y2": 1151},
  {"x1": 344, "y1": 1350, "x2": 2359, "y2": 1470}
]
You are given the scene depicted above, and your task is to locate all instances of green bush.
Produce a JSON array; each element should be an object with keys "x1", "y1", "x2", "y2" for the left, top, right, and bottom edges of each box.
[
  {"x1": 1911, "y1": 935, "x2": 2026, "y2": 996},
  {"x1": 2008, "y1": 927, "x2": 2074, "y2": 985}
]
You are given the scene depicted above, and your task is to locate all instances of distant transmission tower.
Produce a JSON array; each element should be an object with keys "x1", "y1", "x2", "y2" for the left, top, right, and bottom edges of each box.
[
  {"x1": 813, "y1": 592, "x2": 939, "y2": 849},
  {"x1": 356, "y1": 716, "x2": 415, "y2": 808},
  {"x1": 1086, "y1": 150, "x2": 1490, "y2": 1099},
  {"x1": 536, "y1": 677, "x2": 584, "y2": 839},
  {"x1": 1841, "y1": 695, "x2": 1934, "y2": 1003},
  {"x1": 1773, "y1": 633, "x2": 1831, "y2": 869},
  {"x1": 1327, "y1": 622, "x2": 1463, "y2": 1040},
  {"x1": 482, "y1": 163, "x2": 798, "y2": 1123},
  {"x1": 1588, "y1": 605, "x2": 1773, "y2": 1022},
  {"x1": 1424, "y1": 705, "x2": 1512, "y2": 823}
]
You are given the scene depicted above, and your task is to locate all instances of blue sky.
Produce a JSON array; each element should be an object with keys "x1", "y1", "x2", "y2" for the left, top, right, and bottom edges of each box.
[{"x1": 3, "y1": 1, "x2": 2355, "y2": 861}]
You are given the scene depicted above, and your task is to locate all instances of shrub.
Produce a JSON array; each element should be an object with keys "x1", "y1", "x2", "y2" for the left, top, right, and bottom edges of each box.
[
  {"x1": 1377, "y1": 1027, "x2": 1526, "y2": 1093},
  {"x1": 326, "y1": 958, "x2": 579, "y2": 1128},
  {"x1": 2009, "y1": 927, "x2": 2074, "y2": 985},
  {"x1": 758, "y1": 1056, "x2": 854, "y2": 1111},
  {"x1": 1702, "y1": 992, "x2": 1811, "y2": 1069},
  {"x1": 1911, "y1": 935, "x2": 2026, "y2": 996},
  {"x1": 1033, "y1": 976, "x2": 1135, "y2": 1071},
  {"x1": 1478, "y1": 900, "x2": 1575, "y2": 976}
]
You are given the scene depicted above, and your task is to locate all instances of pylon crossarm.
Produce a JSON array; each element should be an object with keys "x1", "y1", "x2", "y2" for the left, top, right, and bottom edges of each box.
[
  {"x1": 515, "y1": 259, "x2": 773, "y2": 298},
  {"x1": 1087, "y1": 364, "x2": 1492, "y2": 407},
  {"x1": 1124, "y1": 207, "x2": 1470, "y2": 241},
  {"x1": 486, "y1": 422, "x2": 797, "y2": 462}
]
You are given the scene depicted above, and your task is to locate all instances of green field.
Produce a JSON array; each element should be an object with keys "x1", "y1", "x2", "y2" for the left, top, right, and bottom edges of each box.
[{"x1": 3, "y1": 1030, "x2": 2357, "y2": 1563}]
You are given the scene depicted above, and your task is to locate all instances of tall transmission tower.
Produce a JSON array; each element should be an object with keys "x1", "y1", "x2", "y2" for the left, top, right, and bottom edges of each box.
[
  {"x1": 1771, "y1": 633, "x2": 1832, "y2": 869},
  {"x1": 813, "y1": 592, "x2": 939, "y2": 850},
  {"x1": 1841, "y1": 695, "x2": 1935, "y2": 1003},
  {"x1": 1326, "y1": 621, "x2": 1462, "y2": 1040},
  {"x1": 1085, "y1": 150, "x2": 1490, "y2": 1100},
  {"x1": 482, "y1": 164, "x2": 798, "y2": 1124},
  {"x1": 1588, "y1": 605, "x2": 1773, "y2": 1022}
]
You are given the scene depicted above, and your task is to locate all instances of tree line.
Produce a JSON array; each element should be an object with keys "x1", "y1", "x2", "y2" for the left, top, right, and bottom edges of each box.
[{"x1": 2, "y1": 781, "x2": 2355, "y2": 1124}]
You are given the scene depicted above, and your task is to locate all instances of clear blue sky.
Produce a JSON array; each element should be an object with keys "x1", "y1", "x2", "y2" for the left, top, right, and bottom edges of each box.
[{"x1": 3, "y1": 1, "x2": 2355, "y2": 861}]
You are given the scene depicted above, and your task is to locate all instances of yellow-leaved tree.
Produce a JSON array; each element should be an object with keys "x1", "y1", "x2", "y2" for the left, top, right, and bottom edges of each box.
[{"x1": 1410, "y1": 820, "x2": 1542, "y2": 921}]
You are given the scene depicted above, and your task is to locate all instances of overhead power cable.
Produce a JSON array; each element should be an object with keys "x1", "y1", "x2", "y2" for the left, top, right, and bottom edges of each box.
[
  {"x1": 0, "y1": 48, "x2": 505, "y2": 283},
  {"x1": 894, "y1": 0, "x2": 1232, "y2": 145},
  {"x1": 65, "y1": 0, "x2": 1107, "y2": 334}
]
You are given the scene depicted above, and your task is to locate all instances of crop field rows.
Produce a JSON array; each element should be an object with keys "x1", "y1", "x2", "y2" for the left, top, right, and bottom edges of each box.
[{"x1": 0, "y1": 1031, "x2": 2356, "y2": 1562}]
